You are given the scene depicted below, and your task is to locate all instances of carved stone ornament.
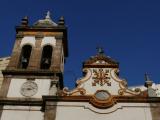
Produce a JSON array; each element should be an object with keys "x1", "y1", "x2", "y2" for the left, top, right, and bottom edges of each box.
[
  {"x1": 92, "y1": 68, "x2": 111, "y2": 86},
  {"x1": 62, "y1": 68, "x2": 142, "y2": 97}
]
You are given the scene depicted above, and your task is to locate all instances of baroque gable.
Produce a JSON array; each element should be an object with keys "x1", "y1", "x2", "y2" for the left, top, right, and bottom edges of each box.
[
  {"x1": 62, "y1": 49, "x2": 159, "y2": 108},
  {"x1": 63, "y1": 49, "x2": 141, "y2": 96},
  {"x1": 63, "y1": 68, "x2": 141, "y2": 96}
]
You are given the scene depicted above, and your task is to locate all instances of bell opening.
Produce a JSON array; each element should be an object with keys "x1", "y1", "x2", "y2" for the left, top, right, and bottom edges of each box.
[
  {"x1": 40, "y1": 45, "x2": 53, "y2": 69},
  {"x1": 19, "y1": 45, "x2": 32, "y2": 69}
]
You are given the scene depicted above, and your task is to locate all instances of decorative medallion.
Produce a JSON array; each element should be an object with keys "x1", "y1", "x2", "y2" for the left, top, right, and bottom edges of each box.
[
  {"x1": 94, "y1": 90, "x2": 110, "y2": 101},
  {"x1": 20, "y1": 81, "x2": 38, "y2": 97},
  {"x1": 92, "y1": 68, "x2": 111, "y2": 86},
  {"x1": 90, "y1": 90, "x2": 115, "y2": 108}
]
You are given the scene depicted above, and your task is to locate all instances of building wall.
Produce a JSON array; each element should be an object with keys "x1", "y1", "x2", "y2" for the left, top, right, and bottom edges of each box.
[
  {"x1": 1, "y1": 102, "x2": 160, "y2": 120},
  {"x1": 0, "y1": 57, "x2": 10, "y2": 88},
  {"x1": 1, "y1": 106, "x2": 43, "y2": 120},
  {"x1": 7, "y1": 78, "x2": 51, "y2": 98},
  {"x1": 50, "y1": 102, "x2": 153, "y2": 120}
]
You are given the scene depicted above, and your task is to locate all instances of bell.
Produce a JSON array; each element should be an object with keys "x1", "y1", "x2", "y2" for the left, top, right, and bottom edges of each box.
[
  {"x1": 44, "y1": 58, "x2": 50, "y2": 65},
  {"x1": 22, "y1": 58, "x2": 28, "y2": 63},
  {"x1": 21, "y1": 57, "x2": 28, "y2": 69}
]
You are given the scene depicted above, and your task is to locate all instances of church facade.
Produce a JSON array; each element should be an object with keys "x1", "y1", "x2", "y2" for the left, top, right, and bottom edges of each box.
[{"x1": 0, "y1": 12, "x2": 160, "y2": 120}]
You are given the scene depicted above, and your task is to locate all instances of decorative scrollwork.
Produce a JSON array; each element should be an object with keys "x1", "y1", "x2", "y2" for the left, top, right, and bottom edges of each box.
[
  {"x1": 118, "y1": 89, "x2": 124, "y2": 96},
  {"x1": 92, "y1": 68, "x2": 111, "y2": 86},
  {"x1": 111, "y1": 68, "x2": 142, "y2": 96},
  {"x1": 62, "y1": 68, "x2": 91, "y2": 96},
  {"x1": 62, "y1": 87, "x2": 86, "y2": 96}
]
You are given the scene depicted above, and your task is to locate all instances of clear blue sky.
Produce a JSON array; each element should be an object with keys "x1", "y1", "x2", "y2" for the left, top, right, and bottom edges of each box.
[{"x1": 0, "y1": 0, "x2": 160, "y2": 88}]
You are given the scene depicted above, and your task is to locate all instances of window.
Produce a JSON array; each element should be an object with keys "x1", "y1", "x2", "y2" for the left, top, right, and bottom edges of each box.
[
  {"x1": 20, "y1": 45, "x2": 32, "y2": 69},
  {"x1": 40, "y1": 45, "x2": 53, "y2": 69}
]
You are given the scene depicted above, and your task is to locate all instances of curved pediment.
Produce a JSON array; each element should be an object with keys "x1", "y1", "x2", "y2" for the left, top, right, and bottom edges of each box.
[
  {"x1": 63, "y1": 68, "x2": 142, "y2": 97},
  {"x1": 83, "y1": 54, "x2": 119, "y2": 68}
]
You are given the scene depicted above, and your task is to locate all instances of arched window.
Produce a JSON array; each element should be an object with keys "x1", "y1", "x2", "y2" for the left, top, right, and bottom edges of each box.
[
  {"x1": 40, "y1": 45, "x2": 53, "y2": 69},
  {"x1": 20, "y1": 45, "x2": 32, "y2": 69}
]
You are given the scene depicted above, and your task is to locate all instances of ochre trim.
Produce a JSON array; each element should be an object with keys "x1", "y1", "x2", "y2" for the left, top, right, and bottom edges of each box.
[
  {"x1": 84, "y1": 64, "x2": 118, "y2": 68},
  {"x1": 42, "y1": 95, "x2": 160, "y2": 110},
  {"x1": 91, "y1": 90, "x2": 115, "y2": 108},
  {"x1": 2, "y1": 69, "x2": 60, "y2": 76},
  {"x1": 0, "y1": 98, "x2": 42, "y2": 106}
]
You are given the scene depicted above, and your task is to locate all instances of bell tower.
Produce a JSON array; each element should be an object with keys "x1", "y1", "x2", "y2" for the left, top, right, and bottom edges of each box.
[{"x1": 0, "y1": 11, "x2": 68, "y2": 99}]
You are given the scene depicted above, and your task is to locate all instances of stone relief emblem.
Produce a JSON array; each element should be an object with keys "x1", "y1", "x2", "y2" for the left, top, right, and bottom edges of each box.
[{"x1": 92, "y1": 68, "x2": 111, "y2": 86}]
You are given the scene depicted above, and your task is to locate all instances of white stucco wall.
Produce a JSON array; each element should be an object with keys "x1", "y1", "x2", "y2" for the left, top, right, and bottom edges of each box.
[
  {"x1": 0, "y1": 102, "x2": 154, "y2": 120},
  {"x1": 20, "y1": 36, "x2": 36, "y2": 47},
  {"x1": 54, "y1": 102, "x2": 152, "y2": 120},
  {"x1": 1, "y1": 106, "x2": 43, "y2": 120},
  {"x1": 79, "y1": 68, "x2": 125, "y2": 95},
  {"x1": 41, "y1": 36, "x2": 56, "y2": 47},
  {"x1": 0, "y1": 57, "x2": 10, "y2": 88},
  {"x1": 7, "y1": 78, "x2": 51, "y2": 98}
]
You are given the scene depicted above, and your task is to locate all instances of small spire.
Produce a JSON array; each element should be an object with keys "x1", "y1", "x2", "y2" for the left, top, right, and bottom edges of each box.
[
  {"x1": 33, "y1": 11, "x2": 58, "y2": 27},
  {"x1": 24, "y1": 16, "x2": 28, "y2": 20},
  {"x1": 45, "y1": 11, "x2": 51, "y2": 19},
  {"x1": 96, "y1": 47, "x2": 104, "y2": 55},
  {"x1": 144, "y1": 73, "x2": 153, "y2": 88},
  {"x1": 144, "y1": 73, "x2": 157, "y2": 97},
  {"x1": 145, "y1": 73, "x2": 150, "y2": 81},
  {"x1": 21, "y1": 16, "x2": 28, "y2": 26},
  {"x1": 58, "y1": 16, "x2": 65, "y2": 26},
  {"x1": 60, "y1": 16, "x2": 64, "y2": 21}
]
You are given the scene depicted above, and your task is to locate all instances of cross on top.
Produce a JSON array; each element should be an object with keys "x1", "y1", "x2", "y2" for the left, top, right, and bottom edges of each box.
[
  {"x1": 96, "y1": 47, "x2": 104, "y2": 54},
  {"x1": 145, "y1": 73, "x2": 151, "y2": 82},
  {"x1": 45, "y1": 11, "x2": 51, "y2": 19}
]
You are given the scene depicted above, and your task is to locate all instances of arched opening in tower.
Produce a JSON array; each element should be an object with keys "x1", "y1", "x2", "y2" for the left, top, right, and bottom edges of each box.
[
  {"x1": 40, "y1": 45, "x2": 53, "y2": 69},
  {"x1": 20, "y1": 45, "x2": 32, "y2": 69}
]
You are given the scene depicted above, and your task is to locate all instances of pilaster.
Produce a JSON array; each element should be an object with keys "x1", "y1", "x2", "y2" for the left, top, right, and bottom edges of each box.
[
  {"x1": 44, "y1": 102, "x2": 57, "y2": 120},
  {"x1": 28, "y1": 36, "x2": 43, "y2": 70}
]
